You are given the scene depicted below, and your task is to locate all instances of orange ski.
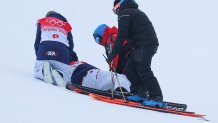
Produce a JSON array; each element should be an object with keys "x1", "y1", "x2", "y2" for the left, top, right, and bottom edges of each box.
[{"x1": 89, "y1": 93, "x2": 208, "y2": 120}]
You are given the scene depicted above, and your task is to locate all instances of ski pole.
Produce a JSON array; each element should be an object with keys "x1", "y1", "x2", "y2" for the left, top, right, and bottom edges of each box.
[
  {"x1": 103, "y1": 34, "x2": 127, "y2": 102},
  {"x1": 103, "y1": 54, "x2": 127, "y2": 102},
  {"x1": 103, "y1": 54, "x2": 115, "y2": 99},
  {"x1": 110, "y1": 65, "x2": 115, "y2": 99},
  {"x1": 110, "y1": 63, "x2": 127, "y2": 102}
]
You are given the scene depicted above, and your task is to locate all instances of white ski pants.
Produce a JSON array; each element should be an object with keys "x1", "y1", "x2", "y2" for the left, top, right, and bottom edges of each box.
[
  {"x1": 34, "y1": 60, "x2": 74, "y2": 84},
  {"x1": 82, "y1": 69, "x2": 131, "y2": 92}
]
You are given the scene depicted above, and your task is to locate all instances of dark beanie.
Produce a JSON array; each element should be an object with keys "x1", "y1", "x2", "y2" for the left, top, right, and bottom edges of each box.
[
  {"x1": 114, "y1": 0, "x2": 121, "y2": 7},
  {"x1": 45, "y1": 11, "x2": 67, "y2": 22},
  {"x1": 46, "y1": 11, "x2": 57, "y2": 17}
]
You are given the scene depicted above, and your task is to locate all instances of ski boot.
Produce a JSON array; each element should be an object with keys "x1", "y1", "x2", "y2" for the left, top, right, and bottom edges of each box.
[
  {"x1": 51, "y1": 70, "x2": 66, "y2": 87},
  {"x1": 42, "y1": 62, "x2": 54, "y2": 84}
]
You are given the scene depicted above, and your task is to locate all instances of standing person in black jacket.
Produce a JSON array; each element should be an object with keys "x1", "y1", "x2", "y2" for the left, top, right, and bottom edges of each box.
[{"x1": 107, "y1": 0, "x2": 163, "y2": 101}]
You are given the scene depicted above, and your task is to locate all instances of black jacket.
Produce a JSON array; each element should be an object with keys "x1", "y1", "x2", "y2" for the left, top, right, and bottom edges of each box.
[{"x1": 109, "y1": 0, "x2": 159, "y2": 61}]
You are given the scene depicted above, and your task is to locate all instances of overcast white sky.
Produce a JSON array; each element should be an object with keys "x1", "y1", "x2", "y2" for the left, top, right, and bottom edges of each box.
[{"x1": 0, "y1": 0, "x2": 217, "y2": 122}]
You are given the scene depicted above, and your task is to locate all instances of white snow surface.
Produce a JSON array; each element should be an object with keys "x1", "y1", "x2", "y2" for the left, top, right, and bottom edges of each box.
[{"x1": 0, "y1": 0, "x2": 218, "y2": 123}]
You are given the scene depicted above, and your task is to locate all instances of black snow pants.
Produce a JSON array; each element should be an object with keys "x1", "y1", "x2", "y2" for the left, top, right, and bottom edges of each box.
[{"x1": 124, "y1": 45, "x2": 163, "y2": 98}]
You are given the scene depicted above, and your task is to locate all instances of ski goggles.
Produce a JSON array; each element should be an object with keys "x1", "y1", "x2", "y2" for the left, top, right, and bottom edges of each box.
[
  {"x1": 93, "y1": 34, "x2": 102, "y2": 44},
  {"x1": 113, "y1": 2, "x2": 121, "y2": 15}
]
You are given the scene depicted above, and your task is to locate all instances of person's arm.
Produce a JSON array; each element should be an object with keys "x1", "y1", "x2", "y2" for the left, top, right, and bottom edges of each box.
[
  {"x1": 71, "y1": 51, "x2": 78, "y2": 61},
  {"x1": 34, "y1": 23, "x2": 41, "y2": 56},
  {"x1": 68, "y1": 32, "x2": 78, "y2": 61},
  {"x1": 108, "y1": 10, "x2": 131, "y2": 62}
]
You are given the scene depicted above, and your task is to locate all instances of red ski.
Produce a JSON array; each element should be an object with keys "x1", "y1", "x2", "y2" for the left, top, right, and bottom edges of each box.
[
  {"x1": 67, "y1": 84, "x2": 208, "y2": 121},
  {"x1": 89, "y1": 93, "x2": 208, "y2": 120}
]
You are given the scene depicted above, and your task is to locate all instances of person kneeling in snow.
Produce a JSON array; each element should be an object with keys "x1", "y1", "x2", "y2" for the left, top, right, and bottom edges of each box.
[{"x1": 93, "y1": 24, "x2": 131, "y2": 74}]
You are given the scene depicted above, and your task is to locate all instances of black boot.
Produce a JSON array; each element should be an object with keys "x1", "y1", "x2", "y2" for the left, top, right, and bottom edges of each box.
[
  {"x1": 148, "y1": 96, "x2": 163, "y2": 102},
  {"x1": 114, "y1": 87, "x2": 131, "y2": 96},
  {"x1": 131, "y1": 86, "x2": 149, "y2": 98}
]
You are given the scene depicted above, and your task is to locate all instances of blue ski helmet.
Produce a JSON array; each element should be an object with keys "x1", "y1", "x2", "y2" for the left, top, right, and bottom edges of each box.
[{"x1": 93, "y1": 24, "x2": 108, "y2": 44}]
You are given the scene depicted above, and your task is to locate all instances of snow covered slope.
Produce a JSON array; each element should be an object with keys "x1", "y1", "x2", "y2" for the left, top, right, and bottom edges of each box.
[{"x1": 0, "y1": 0, "x2": 218, "y2": 123}]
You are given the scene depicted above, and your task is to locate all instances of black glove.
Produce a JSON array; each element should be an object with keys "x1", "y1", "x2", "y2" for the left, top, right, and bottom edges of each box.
[
  {"x1": 71, "y1": 51, "x2": 78, "y2": 61},
  {"x1": 103, "y1": 54, "x2": 114, "y2": 71},
  {"x1": 107, "y1": 53, "x2": 114, "y2": 63}
]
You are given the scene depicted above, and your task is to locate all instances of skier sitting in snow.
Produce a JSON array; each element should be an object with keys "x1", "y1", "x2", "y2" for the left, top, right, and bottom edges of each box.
[
  {"x1": 34, "y1": 11, "x2": 131, "y2": 93},
  {"x1": 34, "y1": 11, "x2": 78, "y2": 84},
  {"x1": 93, "y1": 24, "x2": 131, "y2": 74}
]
